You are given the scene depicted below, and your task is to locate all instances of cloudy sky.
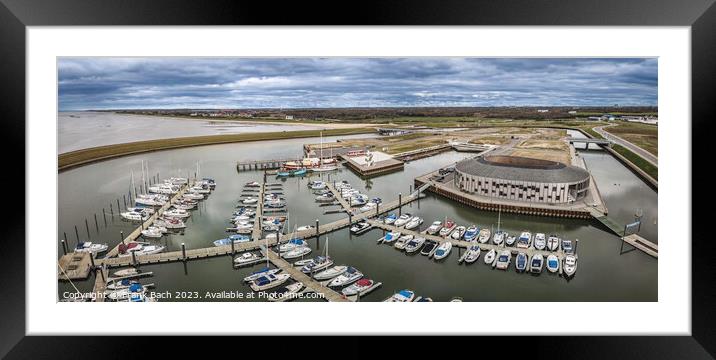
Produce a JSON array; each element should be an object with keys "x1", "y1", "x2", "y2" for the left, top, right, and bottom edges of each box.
[{"x1": 58, "y1": 58, "x2": 657, "y2": 110}]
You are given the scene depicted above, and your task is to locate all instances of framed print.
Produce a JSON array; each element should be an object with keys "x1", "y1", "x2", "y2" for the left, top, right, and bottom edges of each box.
[{"x1": 2, "y1": 0, "x2": 715, "y2": 357}]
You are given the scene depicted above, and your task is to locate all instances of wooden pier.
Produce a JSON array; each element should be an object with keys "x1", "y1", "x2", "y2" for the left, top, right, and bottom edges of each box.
[
  {"x1": 57, "y1": 252, "x2": 93, "y2": 280},
  {"x1": 265, "y1": 250, "x2": 350, "y2": 302},
  {"x1": 339, "y1": 154, "x2": 404, "y2": 178},
  {"x1": 236, "y1": 158, "x2": 296, "y2": 172},
  {"x1": 588, "y1": 207, "x2": 658, "y2": 258}
]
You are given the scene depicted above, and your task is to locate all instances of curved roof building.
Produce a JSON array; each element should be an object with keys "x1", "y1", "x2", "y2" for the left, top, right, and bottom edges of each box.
[{"x1": 454, "y1": 155, "x2": 591, "y2": 204}]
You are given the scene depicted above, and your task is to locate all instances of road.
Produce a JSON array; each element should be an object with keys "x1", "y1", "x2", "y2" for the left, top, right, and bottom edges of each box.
[{"x1": 594, "y1": 125, "x2": 658, "y2": 167}]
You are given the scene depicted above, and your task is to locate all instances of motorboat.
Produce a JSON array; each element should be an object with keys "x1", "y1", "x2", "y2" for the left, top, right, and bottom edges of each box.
[
  {"x1": 282, "y1": 246, "x2": 312, "y2": 259},
  {"x1": 118, "y1": 243, "x2": 165, "y2": 257},
  {"x1": 393, "y1": 214, "x2": 413, "y2": 227},
  {"x1": 245, "y1": 181, "x2": 260, "y2": 187},
  {"x1": 394, "y1": 235, "x2": 414, "y2": 250},
  {"x1": 164, "y1": 208, "x2": 190, "y2": 218},
  {"x1": 74, "y1": 242, "x2": 108, "y2": 254},
  {"x1": 313, "y1": 265, "x2": 348, "y2": 280},
  {"x1": 546, "y1": 254, "x2": 560, "y2": 273},
  {"x1": 451, "y1": 226, "x2": 467, "y2": 240},
  {"x1": 135, "y1": 195, "x2": 167, "y2": 206},
  {"x1": 404, "y1": 237, "x2": 426, "y2": 253},
  {"x1": 561, "y1": 239, "x2": 574, "y2": 254},
  {"x1": 231, "y1": 214, "x2": 252, "y2": 222},
  {"x1": 426, "y1": 221, "x2": 443, "y2": 235},
  {"x1": 484, "y1": 248, "x2": 496, "y2": 265},
  {"x1": 120, "y1": 209, "x2": 150, "y2": 222},
  {"x1": 127, "y1": 207, "x2": 155, "y2": 215},
  {"x1": 516, "y1": 231, "x2": 532, "y2": 249},
  {"x1": 250, "y1": 273, "x2": 291, "y2": 291},
  {"x1": 242, "y1": 197, "x2": 258, "y2": 204},
  {"x1": 213, "y1": 234, "x2": 250, "y2": 247},
  {"x1": 439, "y1": 219, "x2": 457, "y2": 237},
  {"x1": 563, "y1": 254, "x2": 578, "y2": 277},
  {"x1": 140, "y1": 227, "x2": 163, "y2": 239},
  {"x1": 234, "y1": 252, "x2": 265, "y2": 266},
  {"x1": 378, "y1": 231, "x2": 401, "y2": 244},
  {"x1": 111, "y1": 268, "x2": 139, "y2": 278},
  {"x1": 106, "y1": 283, "x2": 149, "y2": 301},
  {"x1": 328, "y1": 266, "x2": 363, "y2": 287},
  {"x1": 267, "y1": 282, "x2": 305, "y2": 302},
  {"x1": 349, "y1": 222, "x2": 372, "y2": 235},
  {"x1": 530, "y1": 254, "x2": 544, "y2": 273},
  {"x1": 462, "y1": 245, "x2": 481, "y2": 264},
  {"x1": 478, "y1": 228, "x2": 491, "y2": 243},
  {"x1": 414, "y1": 297, "x2": 434, "y2": 302},
  {"x1": 342, "y1": 278, "x2": 381, "y2": 297},
  {"x1": 370, "y1": 197, "x2": 382, "y2": 204},
  {"x1": 495, "y1": 250, "x2": 512, "y2": 270},
  {"x1": 515, "y1": 252, "x2": 528, "y2": 272},
  {"x1": 279, "y1": 238, "x2": 307, "y2": 252},
  {"x1": 433, "y1": 241, "x2": 452, "y2": 260},
  {"x1": 243, "y1": 268, "x2": 282, "y2": 282},
  {"x1": 300, "y1": 256, "x2": 334, "y2": 274},
  {"x1": 505, "y1": 235, "x2": 517, "y2": 246},
  {"x1": 310, "y1": 181, "x2": 327, "y2": 190},
  {"x1": 148, "y1": 184, "x2": 179, "y2": 195},
  {"x1": 106, "y1": 279, "x2": 140, "y2": 291},
  {"x1": 315, "y1": 193, "x2": 335, "y2": 202},
  {"x1": 383, "y1": 213, "x2": 398, "y2": 225},
  {"x1": 172, "y1": 202, "x2": 196, "y2": 211},
  {"x1": 493, "y1": 230, "x2": 506, "y2": 245},
  {"x1": 350, "y1": 196, "x2": 368, "y2": 207},
  {"x1": 420, "y1": 240, "x2": 438, "y2": 256},
  {"x1": 166, "y1": 177, "x2": 188, "y2": 185},
  {"x1": 404, "y1": 217, "x2": 423, "y2": 230},
  {"x1": 156, "y1": 217, "x2": 185, "y2": 229},
  {"x1": 383, "y1": 289, "x2": 415, "y2": 302},
  {"x1": 463, "y1": 225, "x2": 479, "y2": 241},
  {"x1": 547, "y1": 235, "x2": 561, "y2": 251},
  {"x1": 182, "y1": 192, "x2": 205, "y2": 200},
  {"x1": 290, "y1": 169, "x2": 307, "y2": 177},
  {"x1": 359, "y1": 202, "x2": 377, "y2": 212},
  {"x1": 534, "y1": 233, "x2": 547, "y2": 250}
]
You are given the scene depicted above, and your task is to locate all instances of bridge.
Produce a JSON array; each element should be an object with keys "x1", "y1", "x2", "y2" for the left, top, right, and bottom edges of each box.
[{"x1": 568, "y1": 138, "x2": 612, "y2": 146}]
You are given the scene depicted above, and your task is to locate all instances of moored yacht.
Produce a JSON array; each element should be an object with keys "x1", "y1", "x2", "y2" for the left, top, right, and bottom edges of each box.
[
  {"x1": 420, "y1": 240, "x2": 438, "y2": 256},
  {"x1": 530, "y1": 253, "x2": 544, "y2": 273},
  {"x1": 462, "y1": 245, "x2": 481, "y2": 264},
  {"x1": 234, "y1": 252, "x2": 265, "y2": 266},
  {"x1": 439, "y1": 219, "x2": 457, "y2": 237},
  {"x1": 383, "y1": 289, "x2": 415, "y2": 302},
  {"x1": 463, "y1": 225, "x2": 479, "y2": 241},
  {"x1": 393, "y1": 214, "x2": 413, "y2": 227},
  {"x1": 433, "y1": 241, "x2": 452, "y2": 260},
  {"x1": 546, "y1": 254, "x2": 560, "y2": 273},
  {"x1": 394, "y1": 235, "x2": 414, "y2": 250},
  {"x1": 478, "y1": 228, "x2": 491, "y2": 243},
  {"x1": 495, "y1": 250, "x2": 512, "y2": 270},
  {"x1": 349, "y1": 222, "x2": 372, "y2": 235},
  {"x1": 378, "y1": 232, "x2": 401, "y2": 244},
  {"x1": 515, "y1": 252, "x2": 528, "y2": 272},
  {"x1": 451, "y1": 226, "x2": 467, "y2": 240},
  {"x1": 300, "y1": 256, "x2": 334, "y2": 274},
  {"x1": 404, "y1": 237, "x2": 426, "y2": 253},
  {"x1": 426, "y1": 221, "x2": 443, "y2": 235},
  {"x1": 484, "y1": 248, "x2": 496, "y2": 265},
  {"x1": 328, "y1": 266, "x2": 363, "y2": 287},
  {"x1": 563, "y1": 254, "x2": 578, "y2": 277},
  {"x1": 404, "y1": 217, "x2": 423, "y2": 230},
  {"x1": 516, "y1": 231, "x2": 532, "y2": 249},
  {"x1": 282, "y1": 246, "x2": 312, "y2": 259},
  {"x1": 547, "y1": 235, "x2": 561, "y2": 251},
  {"x1": 313, "y1": 265, "x2": 348, "y2": 280},
  {"x1": 74, "y1": 242, "x2": 108, "y2": 254},
  {"x1": 250, "y1": 273, "x2": 291, "y2": 291},
  {"x1": 534, "y1": 233, "x2": 547, "y2": 250}
]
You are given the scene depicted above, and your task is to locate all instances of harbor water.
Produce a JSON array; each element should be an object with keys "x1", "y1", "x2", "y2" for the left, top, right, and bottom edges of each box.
[{"x1": 58, "y1": 132, "x2": 657, "y2": 302}]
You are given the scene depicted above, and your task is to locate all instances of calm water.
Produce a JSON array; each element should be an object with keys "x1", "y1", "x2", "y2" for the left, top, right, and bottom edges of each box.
[
  {"x1": 58, "y1": 112, "x2": 324, "y2": 153},
  {"x1": 58, "y1": 132, "x2": 657, "y2": 302}
]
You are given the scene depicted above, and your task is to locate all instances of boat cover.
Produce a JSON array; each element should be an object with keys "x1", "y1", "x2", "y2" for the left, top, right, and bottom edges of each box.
[
  {"x1": 356, "y1": 279, "x2": 372, "y2": 287},
  {"x1": 129, "y1": 283, "x2": 143, "y2": 292},
  {"x1": 398, "y1": 290, "x2": 413, "y2": 298}
]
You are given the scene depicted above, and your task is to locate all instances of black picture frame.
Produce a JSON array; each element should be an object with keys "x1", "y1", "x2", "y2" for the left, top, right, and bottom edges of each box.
[{"x1": 2, "y1": 0, "x2": 713, "y2": 358}]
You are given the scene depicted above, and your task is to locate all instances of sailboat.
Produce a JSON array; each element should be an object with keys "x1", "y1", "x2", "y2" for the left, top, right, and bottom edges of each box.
[{"x1": 313, "y1": 132, "x2": 339, "y2": 172}]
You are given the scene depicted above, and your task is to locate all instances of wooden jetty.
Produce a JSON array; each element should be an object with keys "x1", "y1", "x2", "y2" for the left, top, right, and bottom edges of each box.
[
  {"x1": 265, "y1": 251, "x2": 350, "y2": 302},
  {"x1": 588, "y1": 207, "x2": 658, "y2": 258},
  {"x1": 92, "y1": 267, "x2": 108, "y2": 302},
  {"x1": 339, "y1": 154, "x2": 404, "y2": 178},
  {"x1": 251, "y1": 183, "x2": 266, "y2": 240},
  {"x1": 57, "y1": 252, "x2": 93, "y2": 280},
  {"x1": 236, "y1": 158, "x2": 297, "y2": 172}
]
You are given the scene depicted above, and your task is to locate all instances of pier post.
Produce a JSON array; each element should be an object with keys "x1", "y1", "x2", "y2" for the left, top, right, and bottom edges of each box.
[
  {"x1": 348, "y1": 212, "x2": 352, "y2": 225},
  {"x1": 575, "y1": 239, "x2": 579, "y2": 254},
  {"x1": 64, "y1": 232, "x2": 68, "y2": 248},
  {"x1": 85, "y1": 218, "x2": 91, "y2": 239},
  {"x1": 117, "y1": 198, "x2": 121, "y2": 212},
  {"x1": 398, "y1": 193, "x2": 402, "y2": 216},
  {"x1": 103, "y1": 208, "x2": 107, "y2": 225},
  {"x1": 356, "y1": 290, "x2": 360, "y2": 302},
  {"x1": 315, "y1": 219, "x2": 320, "y2": 238},
  {"x1": 94, "y1": 213, "x2": 99, "y2": 231},
  {"x1": 230, "y1": 238, "x2": 235, "y2": 255},
  {"x1": 410, "y1": 184, "x2": 413, "y2": 194},
  {"x1": 120, "y1": 231, "x2": 125, "y2": 244},
  {"x1": 89, "y1": 252, "x2": 95, "y2": 269},
  {"x1": 123, "y1": 194, "x2": 127, "y2": 208},
  {"x1": 61, "y1": 239, "x2": 67, "y2": 255},
  {"x1": 182, "y1": 243, "x2": 187, "y2": 262},
  {"x1": 376, "y1": 202, "x2": 380, "y2": 216},
  {"x1": 74, "y1": 225, "x2": 80, "y2": 245},
  {"x1": 110, "y1": 203, "x2": 113, "y2": 216},
  {"x1": 131, "y1": 250, "x2": 137, "y2": 266}
]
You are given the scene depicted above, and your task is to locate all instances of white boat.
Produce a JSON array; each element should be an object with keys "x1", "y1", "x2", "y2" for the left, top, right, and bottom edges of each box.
[
  {"x1": 328, "y1": 266, "x2": 363, "y2": 287},
  {"x1": 404, "y1": 237, "x2": 426, "y2": 253},
  {"x1": 393, "y1": 214, "x2": 413, "y2": 227},
  {"x1": 74, "y1": 242, "x2": 108, "y2": 254},
  {"x1": 120, "y1": 210, "x2": 150, "y2": 222},
  {"x1": 394, "y1": 235, "x2": 414, "y2": 250},
  {"x1": 279, "y1": 238, "x2": 307, "y2": 252},
  {"x1": 140, "y1": 227, "x2": 163, "y2": 238},
  {"x1": 349, "y1": 222, "x2": 372, "y2": 235},
  {"x1": 234, "y1": 252, "x2": 265, "y2": 266},
  {"x1": 516, "y1": 231, "x2": 532, "y2": 249},
  {"x1": 313, "y1": 265, "x2": 348, "y2": 280},
  {"x1": 404, "y1": 217, "x2": 423, "y2": 230},
  {"x1": 245, "y1": 181, "x2": 260, "y2": 187},
  {"x1": 378, "y1": 231, "x2": 401, "y2": 244},
  {"x1": 505, "y1": 235, "x2": 517, "y2": 246},
  {"x1": 496, "y1": 250, "x2": 512, "y2": 270},
  {"x1": 182, "y1": 192, "x2": 204, "y2": 200},
  {"x1": 439, "y1": 220, "x2": 457, "y2": 237},
  {"x1": 315, "y1": 194, "x2": 335, "y2": 202},
  {"x1": 546, "y1": 254, "x2": 560, "y2": 273},
  {"x1": 243, "y1": 268, "x2": 282, "y2": 282},
  {"x1": 213, "y1": 235, "x2": 250, "y2": 247},
  {"x1": 342, "y1": 278, "x2": 381, "y2": 297},
  {"x1": 433, "y1": 241, "x2": 452, "y2": 260},
  {"x1": 383, "y1": 213, "x2": 398, "y2": 225},
  {"x1": 462, "y1": 245, "x2": 481, "y2": 263},
  {"x1": 451, "y1": 226, "x2": 467, "y2": 240},
  {"x1": 267, "y1": 282, "x2": 305, "y2": 302},
  {"x1": 359, "y1": 202, "x2": 377, "y2": 212},
  {"x1": 383, "y1": 289, "x2": 415, "y2": 302},
  {"x1": 282, "y1": 246, "x2": 312, "y2": 259},
  {"x1": 127, "y1": 207, "x2": 155, "y2": 215},
  {"x1": 426, "y1": 221, "x2": 443, "y2": 235},
  {"x1": 493, "y1": 230, "x2": 506, "y2": 245},
  {"x1": 477, "y1": 228, "x2": 491, "y2": 243},
  {"x1": 463, "y1": 225, "x2": 479, "y2": 241},
  {"x1": 250, "y1": 273, "x2": 291, "y2": 291},
  {"x1": 164, "y1": 209, "x2": 190, "y2": 218},
  {"x1": 547, "y1": 235, "x2": 561, "y2": 251},
  {"x1": 310, "y1": 181, "x2": 327, "y2": 190},
  {"x1": 111, "y1": 268, "x2": 139, "y2": 278},
  {"x1": 300, "y1": 256, "x2": 334, "y2": 274},
  {"x1": 563, "y1": 254, "x2": 578, "y2": 277},
  {"x1": 106, "y1": 279, "x2": 140, "y2": 290},
  {"x1": 530, "y1": 254, "x2": 544, "y2": 273},
  {"x1": 106, "y1": 283, "x2": 149, "y2": 301},
  {"x1": 484, "y1": 248, "x2": 496, "y2": 265},
  {"x1": 156, "y1": 217, "x2": 185, "y2": 229},
  {"x1": 242, "y1": 197, "x2": 258, "y2": 204},
  {"x1": 534, "y1": 233, "x2": 547, "y2": 250},
  {"x1": 420, "y1": 240, "x2": 438, "y2": 256}
]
